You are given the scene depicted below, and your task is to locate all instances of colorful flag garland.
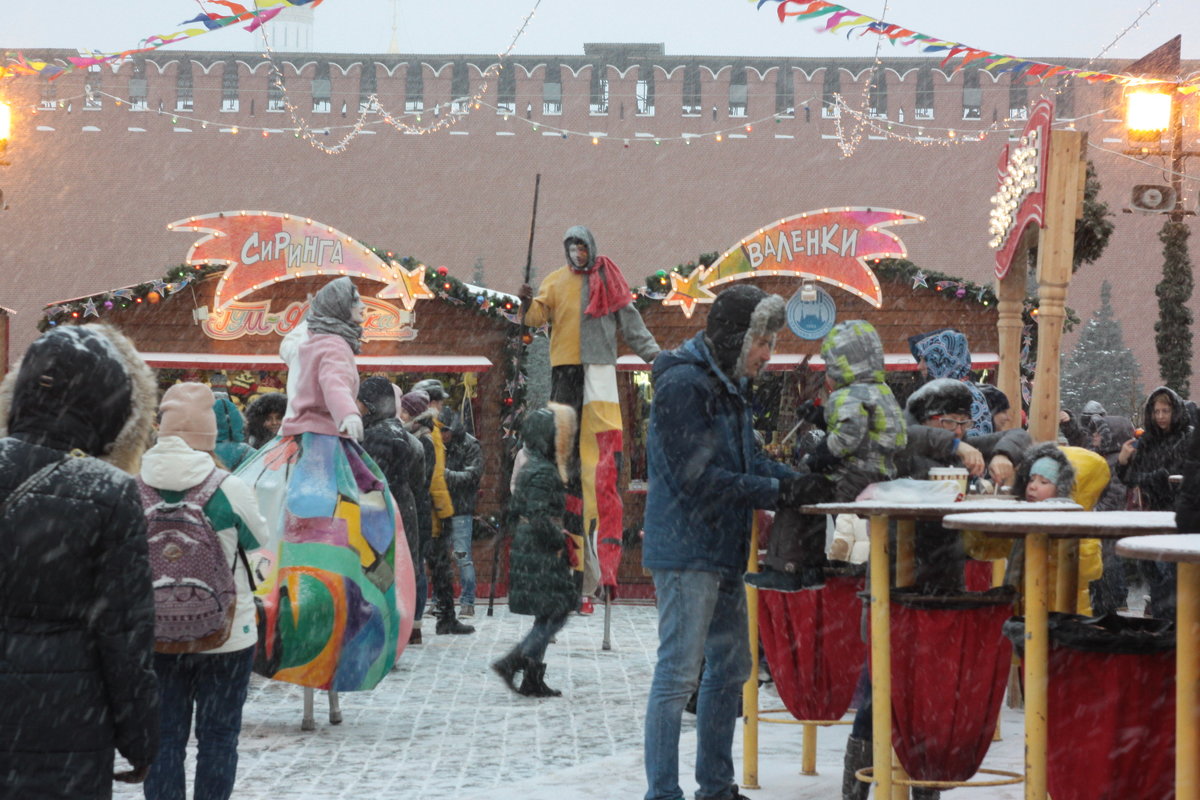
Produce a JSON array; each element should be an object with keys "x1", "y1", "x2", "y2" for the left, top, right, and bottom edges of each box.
[
  {"x1": 1, "y1": 0, "x2": 323, "y2": 81},
  {"x1": 755, "y1": 0, "x2": 1199, "y2": 93}
]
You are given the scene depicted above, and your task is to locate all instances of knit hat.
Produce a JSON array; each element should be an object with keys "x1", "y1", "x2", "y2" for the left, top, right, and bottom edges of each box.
[
  {"x1": 1029, "y1": 456, "x2": 1061, "y2": 485},
  {"x1": 977, "y1": 384, "x2": 1010, "y2": 416},
  {"x1": 159, "y1": 382, "x2": 217, "y2": 451},
  {"x1": 411, "y1": 378, "x2": 447, "y2": 401},
  {"x1": 401, "y1": 390, "x2": 431, "y2": 418},
  {"x1": 704, "y1": 285, "x2": 786, "y2": 378}
]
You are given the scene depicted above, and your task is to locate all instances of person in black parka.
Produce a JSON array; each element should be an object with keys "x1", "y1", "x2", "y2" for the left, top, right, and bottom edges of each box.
[
  {"x1": 0, "y1": 323, "x2": 160, "y2": 798},
  {"x1": 492, "y1": 402, "x2": 577, "y2": 698},
  {"x1": 358, "y1": 377, "x2": 422, "y2": 595},
  {"x1": 1119, "y1": 386, "x2": 1191, "y2": 619}
]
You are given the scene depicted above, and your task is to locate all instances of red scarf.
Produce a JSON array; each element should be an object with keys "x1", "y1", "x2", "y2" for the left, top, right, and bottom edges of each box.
[{"x1": 575, "y1": 255, "x2": 632, "y2": 318}]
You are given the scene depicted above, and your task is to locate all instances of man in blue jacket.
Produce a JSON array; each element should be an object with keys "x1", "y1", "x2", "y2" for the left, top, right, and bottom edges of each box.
[{"x1": 642, "y1": 284, "x2": 821, "y2": 800}]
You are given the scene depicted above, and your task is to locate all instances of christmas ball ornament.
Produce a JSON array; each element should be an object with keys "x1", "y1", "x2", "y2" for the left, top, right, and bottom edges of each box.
[
  {"x1": 103, "y1": 300, "x2": 114, "y2": 310},
  {"x1": 521, "y1": 333, "x2": 533, "y2": 345},
  {"x1": 436, "y1": 265, "x2": 448, "y2": 277},
  {"x1": 147, "y1": 291, "x2": 161, "y2": 303}
]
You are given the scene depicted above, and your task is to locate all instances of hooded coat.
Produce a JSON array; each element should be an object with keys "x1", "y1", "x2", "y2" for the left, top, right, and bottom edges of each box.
[
  {"x1": 1010, "y1": 443, "x2": 1106, "y2": 612},
  {"x1": 908, "y1": 328, "x2": 993, "y2": 436},
  {"x1": 642, "y1": 332, "x2": 795, "y2": 577},
  {"x1": 212, "y1": 394, "x2": 256, "y2": 471},
  {"x1": 0, "y1": 324, "x2": 160, "y2": 798},
  {"x1": 508, "y1": 404, "x2": 578, "y2": 618},
  {"x1": 820, "y1": 320, "x2": 907, "y2": 499},
  {"x1": 1119, "y1": 386, "x2": 1191, "y2": 511},
  {"x1": 359, "y1": 377, "x2": 422, "y2": 560}
]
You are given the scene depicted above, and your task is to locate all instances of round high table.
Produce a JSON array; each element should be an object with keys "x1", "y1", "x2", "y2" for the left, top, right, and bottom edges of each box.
[
  {"x1": 802, "y1": 499, "x2": 1079, "y2": 799},
  {"x1": 1116, "y1": 532, "x2": 1200, "y2": 800},
  {"x1": 942, "y1": 510, "x2": 1177, "y2": 800}
]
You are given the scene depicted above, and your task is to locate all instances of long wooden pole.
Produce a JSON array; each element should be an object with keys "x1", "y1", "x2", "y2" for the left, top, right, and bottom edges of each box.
[{"x1": 523, "y1": 173, "x2": 542, "y2": 286}]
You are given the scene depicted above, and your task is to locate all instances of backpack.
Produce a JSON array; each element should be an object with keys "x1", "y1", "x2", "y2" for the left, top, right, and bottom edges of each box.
[{"x1": 137, "y1": 468, "x2": 237, "y2": 654}]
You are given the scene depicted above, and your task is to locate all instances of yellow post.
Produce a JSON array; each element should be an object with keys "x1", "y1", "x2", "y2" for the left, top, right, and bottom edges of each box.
[
  {"x1": 1053, "y1": 539, "x2": 1080, "y2": 613},
  {"x1": 869, "y1": 513, "x2": 893, "y2": 798},
  {"x1": 994, "y1": 558, "x2": 1007, "y2": 741},
  {"x1": 1025, "y1": 533, "x2": 1050, "y2": 800},
  {"x1": 896, "y1": 519, "x2": 916, "y2": 588},
  {"x1": 801, "y1": 724, "x2": 818, "y2": 775},
  {"x1": 1177, "y1": 562, "x2": 1199, "y2": 799},
  {"x1": 742, "y1": 515, "x2": 760, "y2": 790}
]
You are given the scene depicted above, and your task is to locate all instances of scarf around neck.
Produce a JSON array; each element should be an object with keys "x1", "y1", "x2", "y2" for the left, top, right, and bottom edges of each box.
[{"x1": 576, "y1": 255, "x2": 632, "y2": 318}]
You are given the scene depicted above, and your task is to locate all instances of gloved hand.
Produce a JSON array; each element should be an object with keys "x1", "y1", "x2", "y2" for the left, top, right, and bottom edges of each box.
[
  {"x1": 778, "y1": 473, "x2": 828, "y2": 507},
  {"x1": 803, "y1": 438, "x2": 841, "y2": 474},
  {"x1": 339, "y1": 413, "x2": 364, "y2": 441},
  {"x1": 797, "y1": 399, "x2": 827, "y2": 430}
]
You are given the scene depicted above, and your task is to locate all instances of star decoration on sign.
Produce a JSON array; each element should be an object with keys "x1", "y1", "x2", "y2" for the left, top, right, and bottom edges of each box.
[
  {"x1": 152, "y1": 280, "x2": 168, "y2": 294},
  {"x1": 377, "y1": 261, "x2": 435, "y2": 311},
  {"x1": 82, "y1": 299, "x2": 99, "y2": 317},
  {"x1": 912, "y1": 270, "x2": 928, "y2": 289},
  {"x1": 664, "y1": 269, "x2": 716, "y2": 318}
]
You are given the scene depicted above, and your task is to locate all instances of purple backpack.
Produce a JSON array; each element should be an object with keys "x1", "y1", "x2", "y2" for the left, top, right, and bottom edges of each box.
[{"x1": 137, "y1": 468, "x2": 236, "y2": 653}]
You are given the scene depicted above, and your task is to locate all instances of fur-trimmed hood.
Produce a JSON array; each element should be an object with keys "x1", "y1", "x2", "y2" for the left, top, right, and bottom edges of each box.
[
  {"x1": 521, "y1": 402, "x2": 577, "y2": 484},
  {"x1": 1012, "y1": 442, "x2": 1076, "y2": 501},
  {"x1": 0, "y1": 323, "x2": 156, "y2": 473},
  {"x1": 905, "y1": 378, "x2": 974, "y2": 424}
]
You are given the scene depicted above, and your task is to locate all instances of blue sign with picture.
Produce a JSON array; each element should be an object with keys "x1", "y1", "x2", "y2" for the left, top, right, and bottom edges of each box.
[{"x1": 786, "y1": 286, "x2": 837, "y2": 340}]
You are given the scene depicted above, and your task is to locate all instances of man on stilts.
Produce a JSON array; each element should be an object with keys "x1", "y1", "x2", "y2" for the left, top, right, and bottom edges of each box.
[{"x1": 518, "y1": 226, "x2": 660, "y2": 612}]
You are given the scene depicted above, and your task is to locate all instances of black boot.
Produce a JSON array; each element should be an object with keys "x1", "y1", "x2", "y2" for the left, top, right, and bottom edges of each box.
[
  {"x1": 436, "y1": 612, "x2": 475, "y2": 635},
  {"x1": 842, "y1": 736, "x2": 871, "y2": 800},
  {"x1": 490, "y1": 651, "x2": 527, "y2": 695},
  {"x1": 518, "y1": 662, "x2": 562, "y2": 697}
]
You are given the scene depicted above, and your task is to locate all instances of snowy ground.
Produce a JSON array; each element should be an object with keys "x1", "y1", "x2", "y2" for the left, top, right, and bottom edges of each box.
[{"x1": 115, "y1": 601, "x2": 1037, "y2": 800}]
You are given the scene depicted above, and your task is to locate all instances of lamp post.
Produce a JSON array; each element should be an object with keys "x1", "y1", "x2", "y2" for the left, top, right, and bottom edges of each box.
[{"x1": 1123, "y1": 36, "x2": 1198, "y2": 397}]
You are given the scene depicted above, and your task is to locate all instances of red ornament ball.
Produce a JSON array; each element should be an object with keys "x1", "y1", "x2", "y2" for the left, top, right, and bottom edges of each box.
[
  {"x1": 436, "y1": 265, "x2": 448, "y2": 277},
  {"x1": 521, "y1": 333, "x2": 534, "y2": 345},
  {"x1": 146, "y1": 291, "x2": 161, "y2": 303}
]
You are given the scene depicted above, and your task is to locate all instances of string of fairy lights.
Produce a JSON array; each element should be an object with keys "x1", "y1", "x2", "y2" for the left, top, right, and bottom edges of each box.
[{"x1": 257, "y1": 0, "x2": 543, "y2": 153}]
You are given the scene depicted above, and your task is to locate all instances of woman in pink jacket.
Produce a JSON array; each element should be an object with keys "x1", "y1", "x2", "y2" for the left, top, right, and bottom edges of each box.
[{"x1": 238, "y1": 277, "x2": 409, "y2": 693}]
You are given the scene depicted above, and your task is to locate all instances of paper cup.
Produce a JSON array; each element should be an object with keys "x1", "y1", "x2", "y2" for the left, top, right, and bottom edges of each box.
[{"x1": 928, "y1": 467, "x2": 969, "y2": 498}]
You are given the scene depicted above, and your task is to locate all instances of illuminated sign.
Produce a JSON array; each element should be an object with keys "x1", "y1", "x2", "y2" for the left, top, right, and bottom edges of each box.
[
  {"x1": 989, "y1": 98, "x2": 1052, "y2": 278},
  {"x1": 663, "y1": 207, "x2": 922, "y2": 317},
  {"x1": 201, "y1": 295, "x2": 415, "y2": 342}
]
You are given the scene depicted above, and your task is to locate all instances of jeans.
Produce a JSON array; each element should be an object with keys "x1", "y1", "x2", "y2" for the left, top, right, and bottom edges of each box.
[
  {"x1": 449, "y1": 514, "x2": 477, "y2": 605},
  {"x1": 145, "y1": 647, "x2": 255, "y2": 800},
  {"x1": 644, "y1": 569, "x2": 751, "y2": 800},
  {"x1": 517, "y1": 609, "x2": 571, "y2": 663}
]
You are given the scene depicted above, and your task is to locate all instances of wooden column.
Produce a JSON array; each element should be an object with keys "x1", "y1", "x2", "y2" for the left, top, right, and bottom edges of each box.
[
  {"x1": 995, "y1": 244, "x2": 1029, "y2": 430},
  {"x1": 1027, "y1": 130, "x2": 1087, "y2": 444}
]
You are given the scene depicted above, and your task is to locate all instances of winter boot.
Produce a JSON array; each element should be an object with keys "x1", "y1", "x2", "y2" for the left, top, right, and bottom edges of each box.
[
  {"x1": 518, "y1": 662, "x2": 562, "y2": 697},
  {"x1": 436, "y1": 612, "x2": 475, "y2": 635},
  {"x1": 841, "y1": 736, "x2": 871, "y2": 800},
  {"x1": 490, "y1": 651, "x2": 528, "y2": 695}
]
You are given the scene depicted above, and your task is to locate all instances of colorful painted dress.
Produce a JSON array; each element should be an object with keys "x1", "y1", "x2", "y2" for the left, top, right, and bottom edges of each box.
[{"x1": 237, "y1": 324, "x2": 412, "y2": 691}]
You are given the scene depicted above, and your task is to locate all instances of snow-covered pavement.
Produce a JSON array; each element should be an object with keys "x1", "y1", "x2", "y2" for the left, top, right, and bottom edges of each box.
[{"x1": 116, "y1": 601, "x2": 1028, "y2": 799}]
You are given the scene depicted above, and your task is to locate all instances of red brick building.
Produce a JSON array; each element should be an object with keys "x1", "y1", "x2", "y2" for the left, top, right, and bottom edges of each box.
[{"x1": 0, "y1": 43, "x2": 1196, "y2": 393}]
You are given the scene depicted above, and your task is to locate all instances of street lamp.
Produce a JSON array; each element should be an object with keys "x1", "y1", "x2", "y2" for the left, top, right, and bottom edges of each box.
[{"x1": 0, "y1": 100, "x2": 10, "y2": 143}]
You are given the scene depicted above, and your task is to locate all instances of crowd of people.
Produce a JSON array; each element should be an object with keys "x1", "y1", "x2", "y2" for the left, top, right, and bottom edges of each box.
[{"x1": 1, "y1": 259, "x2": 1196, "y2": 800}]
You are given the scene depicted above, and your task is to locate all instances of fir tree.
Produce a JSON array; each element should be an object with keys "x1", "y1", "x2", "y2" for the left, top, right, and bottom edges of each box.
[
  {"x1": 1061, "y1": 280, "x2": 1142, "y2": 417},
  {"x1": 1155, "y1": 220, "x2": 1193, "y2": 398}
]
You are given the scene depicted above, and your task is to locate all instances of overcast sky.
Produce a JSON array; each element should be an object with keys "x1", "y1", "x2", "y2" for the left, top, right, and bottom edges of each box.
[{"x1": 3, "y1": 0, "x2": 1197, "y2": 63}]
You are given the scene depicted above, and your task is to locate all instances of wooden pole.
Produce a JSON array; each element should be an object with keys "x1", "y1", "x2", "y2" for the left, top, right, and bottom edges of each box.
[
  {"x1": 1025, "y1": 533, "x2": 1050, "y2": 800},
  {"x1": 995, "y1": 242, "x2": 1030, "y2": 429},
  {"x1": 1177, "y1": 562, "x2": 1200, "y2": 799},
  {"x1": 868, "y1": 513, "x2": 893, "y2": 798},
  {"x1": 1027, "y1": 130, "x2": 1086, "y2": 444},
  {"x1": 742, "y1": 515, "x2": 760, "y2": 790}
]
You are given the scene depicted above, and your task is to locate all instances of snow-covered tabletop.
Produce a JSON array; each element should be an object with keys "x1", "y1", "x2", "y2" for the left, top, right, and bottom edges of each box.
[
  {"x1": 802, "y1": 498, "x2": 1081, "y2": 519},
  {"x1": 1116, "y1": 532, "x2": 1200, "y2": 562},
  {"x1": 942, "y1": 510, "x2": 1177, "y2": 539}
]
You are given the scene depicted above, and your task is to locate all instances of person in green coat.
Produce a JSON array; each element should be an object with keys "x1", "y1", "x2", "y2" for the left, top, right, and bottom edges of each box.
[{"x1": 492, "y1": 402, "x2": 577, "y2": 698}]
